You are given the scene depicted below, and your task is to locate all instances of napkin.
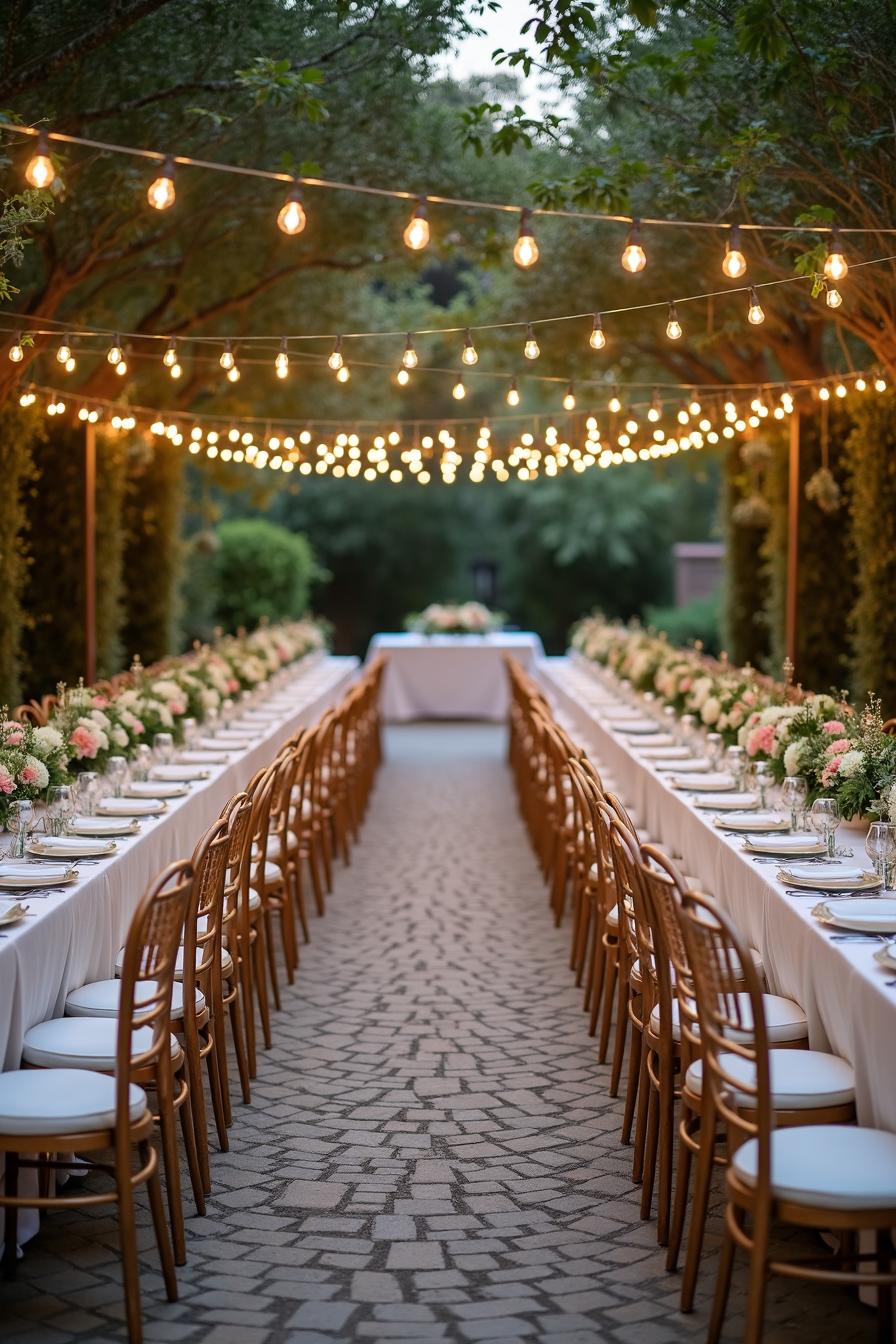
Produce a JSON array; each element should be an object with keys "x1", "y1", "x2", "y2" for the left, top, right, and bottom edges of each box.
[
  {"x1": 655, "y1": 758, "x2": 710, "y2": 773},
  {"x1": 672, "y1": 772, "x2": 736, "y2": 790},
  {"x1": 31, "y1": 836, "x2": 114, "y2": 853},
  {"x1": 694, "y1": 791, "x2": 759, "y2": 809},
  {"x1": 744, "y1": 835, "x2": 820, "y2": 852},
  {"x1": 99, "y1": 798, "x2": 161, "y2": 814},
  {"x1": 1, "y1": 862, "x2": 71, "y2": 880},
  {"x1": 782, "y1": 863, "x2": 875, "y2": 883},
  {"x1": 638, "y1": 746, "x2": 691, "y2": 760},
  {"x1": 150, "y1": 765, "x2": 208, "y2": 780}
]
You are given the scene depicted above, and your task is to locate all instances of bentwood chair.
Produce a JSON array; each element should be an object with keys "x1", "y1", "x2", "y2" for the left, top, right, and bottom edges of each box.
[
  {"x1": 678, "y1": 890, "x2": 895, "y2": 1344},
  {"x1": 218, "y1": 790, "x2": 254, "y2": 1102},
  {"x1": 0, "y1": 860, "x2": 192, "y2": 1342}
]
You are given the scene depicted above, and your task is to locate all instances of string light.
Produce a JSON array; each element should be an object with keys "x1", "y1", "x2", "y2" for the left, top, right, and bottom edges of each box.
[
  {"x1": 328, "y1": 337, "x2": 344, "y2": 371},
  {"x1": 513, "y1": 208, "x2": 538, "y2": 269},
  {"x1": 608, "y1": 391, "x2": 622, "y2": 414},
  {"x1": 647, "y1": 392, "x2": 662, "y2": 423},
  {"x1": 226, "y1": 363, "x2": 240, "y2": 383},
  {"x1": 563, "y1": 383, "x2": 576, "y2": 411},
  {"x1": 169, "y1": 360, "x2": 182, "y2": 379},
  {"x1": 722, "y1": 225, "x2": 746, "y2": 278},
  {"x1": 24, "y1": 131, "x2": 55, "y2": 189},
  {"x1": 665, "y1": 303, "x2": 682, "y2": 340},
  {"x1": 396, "y1": 367, "x2": 410, "y2": 385},
  {"x1": 147, "y1": 155, "x2": 176, "y2": 210},
  {"x1": 56, "y1": 335, "x2": 72, "y2": 363},
  {"x1": 275, "y1": 338, "x2": 289, "y2": 378},
  {"x1": 818, "y1": 385, "x2": 830, "y2": 401},
  {"x1": 107, "y1": 336, "x2": 123, "y2": 365},
  {"x1": 336, "y1": 364, "x2": 350, "y2": 383},
  {"x1": 824, "y1": 227, "x2": 848, "y2": 281},
  {"x1": 589, "y1": 313, "x2": 606, "y2": 350},
  {"x1": 621, "y1": 218, "x2": 646, "y2": 273},
  {"x1": 452, "y1": 375, "x2": 466, "y2": 400},
  {"x1": 163, "y1": 338, "x2": 178, "y2": 368},
  {"x1": 747, "y1": 287, "x2": 765, "y2": 325},
  {"x1": 523, "y1": 324, "x2": 540, "y2": 360},
  {"x1": 115, "y1": 357, "x2": 128, "y2": 377},
  {"x1": 8, "y1": 334, "x2": 23, "y2": 363},
  {"x1": 277, "y1": 182, "x2": 306, "y2": 236},
  {"x1": 219, "y1": 340, "x2": 235, "y2": 371},
  {"x1": 826, "y1": 285, "x2": 843, "y2": 309},
  {"x1": 401, "y1": 334, "x2": 418, "y2": 370},
  {"x1": 506, "y1": 378, "x2": 520, "y2": 407},
  {"x1": 874, "y1": 375, "x2": 887, "y2": 391},
  {"x1": 461, "y1": 329, "x2": 478, "y2": 366},
  {"x1": 403, "y1": 198, "x2": 430, "y2": 251}
]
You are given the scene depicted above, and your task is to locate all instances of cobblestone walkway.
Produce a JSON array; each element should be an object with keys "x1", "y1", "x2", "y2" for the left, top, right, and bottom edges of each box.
[{"x1": 2, "y1": 725, "x2": 874, "y2": 1343}]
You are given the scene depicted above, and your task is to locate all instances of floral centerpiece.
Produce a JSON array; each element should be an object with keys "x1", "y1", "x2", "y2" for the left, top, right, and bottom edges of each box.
[
  {"x1": 406, "y1": 602, "x2": 504, "y2": 636},
  {"x1": 51, "y1": 681, "x2": 149, "y2": 773},
  {"x1": 0, "y1": 717, "x2": 69, "y2": 825}
]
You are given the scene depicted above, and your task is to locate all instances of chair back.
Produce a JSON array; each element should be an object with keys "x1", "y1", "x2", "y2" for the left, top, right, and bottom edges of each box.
[
  {"x1": 638, "y1": 845, "x2": 701, "y2": 1054},
  {"x1": 220, "y1": 790, "x2": 253, "y2": 953},
  {"x1": 184, "y1": 816, "x2": 230, "y2": 1014}
]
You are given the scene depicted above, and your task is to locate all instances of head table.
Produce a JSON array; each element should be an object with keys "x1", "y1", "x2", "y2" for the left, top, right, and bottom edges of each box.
[
  {"x1": 367, "y1": 631, "x2": 544, "y2": 722},
  {"x1": 539, "y1": 654, "x2": 896, "y2": 1135}
]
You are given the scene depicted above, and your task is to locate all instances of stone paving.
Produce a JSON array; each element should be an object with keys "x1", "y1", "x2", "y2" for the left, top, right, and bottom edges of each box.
[{"x1": 0, "y1": 724, "x2": 876, "y2": 1343}]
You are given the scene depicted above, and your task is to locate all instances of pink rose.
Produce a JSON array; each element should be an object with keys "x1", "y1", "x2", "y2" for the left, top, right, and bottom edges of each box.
[
  {"x1": 743, "y1": 690, "x2": 757, "y2": 706},
  {"x1": 132, "y1": 718, "x2": 145, "y2": 735},
  {"x1": 70, "y1": 725, "x2": 98, "y2": 759},
  {"x1": 821, "y1": 759, "x2": 842, "y2": 785},
  {"x1": 745, "y1": 711, "x2": 761, "y2": 730},
  {"x1": 746, "y1": 724, "x2": 776, "y2": 757},
  {"x1": 228, "y1": 679, "x2": 240, "y2": 694},
  {"x1": 825, "y1": 738, "x2": 850, "y2": 756},
  {"x1": 680, "y1": 677, "x2": 692, "y2": 692},
  {"x1": 19, "y1": 763, "x2": 39, "y2": 785},
  {"x1": 0, "y1": 766, "x2": 14, "y2": 794},
  {"x1": 823, "y1": 721, "x2": 847, "y2": 736},
  {"x1": 2, "y1": 721, "x2": 24, "y2": 747},
  {"x1": 93, "y1": 695, "x2": 109, "y2": 709}
]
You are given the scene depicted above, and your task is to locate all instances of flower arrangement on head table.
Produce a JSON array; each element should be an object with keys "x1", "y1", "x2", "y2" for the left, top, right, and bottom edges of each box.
[
  {"x1": 0, "y1": 716, "x2": 69, "y2": 823},
  {"x1": 405, "y1": 602, "x2": 505, "y2": 636}
]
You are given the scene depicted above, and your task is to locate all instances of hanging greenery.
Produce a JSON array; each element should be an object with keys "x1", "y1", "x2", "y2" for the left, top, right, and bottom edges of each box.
[
  {"x1": 0, "y1": 404, "x2": 41, "y2": 705},
  {"x1": 721, "y1": 440, "x2": 770, "y2": 667},
  {"x1": 844, "y1": 391, "x2": 896, "y2": 712},
  {"x1": 120, "y1": 436, "x2": 184, "y2": 665},
  {"x1": 95, "y1": 432, "x2": 129, "y2": 678}
]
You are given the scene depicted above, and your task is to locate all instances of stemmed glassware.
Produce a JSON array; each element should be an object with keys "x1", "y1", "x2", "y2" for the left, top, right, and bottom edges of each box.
[
  {"x1": 153, "y1": 733, "x2": 174, "y2": 765},
  {"x1": 752, "y1": 761, "x2": 772, "y2": 809},
  {"x1": 725, "y1": 745, "x2": 746, "y2": 790},
  {"x1": 204, "y1": 706, "x2": 219, "y2": 738},
  {"x1": 865, "y1": 821, "x2": 896, "y2": 889},
  {"x1": 46, "y1": 784, "x2": 74, "y2": 836},
  {"x1": 705, "y1": 732, "x2": 723, "y2": 770},
  {"x1": 221, "y1": 699, "x2": 235, "y2": 729},
  {"x1": 781, "y1": 775, "x2": 808, "y2": 831},
  {"x1": 131, "y1": 744, "x2": 153, "y2": 782},
  {"x1": 679, "y1": 714, "x2": 696, "y2": 754},
  {"x1": 181, "y1": 718, "x2": 198, "y2": 750},
  {"x1": 75, "y1": 771, "x2": 100, "y2": 816},
  {"x1": 106, "y1": 757, "x2": 128, "y2": 799},
  {"x1": 8, "y1": 799, "x2": 33, "y2": 858},
  {"x1": 810, "y1": 797, "x2": 840, "y2": 859}
]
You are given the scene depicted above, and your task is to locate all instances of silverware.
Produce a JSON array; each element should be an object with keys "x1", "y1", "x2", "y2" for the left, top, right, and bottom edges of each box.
[{"x1": 829, "y1": 933, "x2": 888, "y2": 943}]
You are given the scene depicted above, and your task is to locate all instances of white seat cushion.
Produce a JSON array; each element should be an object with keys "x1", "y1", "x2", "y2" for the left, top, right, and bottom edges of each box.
[
  {"x1": 22, "y1": 1018, "x2": 179, "y2": 1071},
  {"x1": 0, "y1": 1069, "x2": 147, "y2": 1136},
  {"x1": 247, "y1": 888, "x2": 263, "y2": 911},
  {"x1": 605, "y1": 904, "x2": 619, "y2": 933},
  {"x1": 686, "y1": 1049, "x2": 855, "y2": 1109},
  {"x1": 651, "y1": 993, "x2": 807, "y2": 1044},
  {"x1": 115, "y1": 945, "x2": 233, "y2": 980},
  {"x1": 732, "y1": 1125, "x2": 896, "y2": 1211},
  {"x1": 66, "y1": 979, "x2": 206, "y2": 1020}
]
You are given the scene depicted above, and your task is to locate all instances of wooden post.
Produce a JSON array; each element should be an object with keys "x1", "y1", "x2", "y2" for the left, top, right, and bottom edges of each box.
[
  {"x1": 785, "y1": 410, "x2": 800, "y2": 673},
  {"x1": 84, "y1": 422, "x2": 96, "y2": 684}
]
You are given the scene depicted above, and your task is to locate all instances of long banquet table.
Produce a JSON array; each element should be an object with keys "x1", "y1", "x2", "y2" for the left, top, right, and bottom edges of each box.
[
  {"x1": 0, "y1": 654, "x2": 358, "y2": 1073},
  {"x1": 368, "y1": 631, "x2": 544, "y2": 722},
  {"x1": 540, "y1": 654, "x2": 896, "y2": 1134}
]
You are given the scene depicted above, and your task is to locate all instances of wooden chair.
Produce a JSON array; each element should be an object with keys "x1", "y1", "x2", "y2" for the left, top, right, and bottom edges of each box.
[
  {"x1": 0, "y1": 860, "x2": 192, "y2": 1342},
  {"x1": 219, "y1": 790, "x2": 254, "y2": 1102}
]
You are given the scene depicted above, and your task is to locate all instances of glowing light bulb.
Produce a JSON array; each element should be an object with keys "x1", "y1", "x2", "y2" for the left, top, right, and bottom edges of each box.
[
  {"x1": 874, "y1": 376, "x2": 887, "y2": 391},
  {"x1": 589, "y1": 313, "x2": 606, "y2": 350},
  {"x1": 277, "y1": 183, "x2": 306, "y2": 235},
  {"x1": 608, "y1": 393, "x2": 622, "y2": 414},
  {"x1": 824, "y1": 227, "x2": 848, "y2": 281},
  {"x1": 170, "y1": 362, "x2": 182, "y2": 379},
  {"x1": 25, "y1": 131, "x2": 55, "y2": 189},
  {"x1": 115, "y1": 359, "x2": 127, "y2": 376},
  {"x1": 452, "y1": 376, "x2": 466, "y2": 400},
  {"x1": 402, "y1": 334, "x2": 418, "y2": 370},
  {"x1": 513, "y1": 208, "x2": 539, "y2": 268},
  {"x1": 336, "y1": 364, "x2": 350, "y2": 383},
  {"x1": 647, "y1": 395, "x2": 661, "y2": 423},
  {"x1": 403, "y1": 199, "x2": 430, "y2": 250},
  {"x1": 621, "y1": 218, "x2": 646, "y2": 273},
  {"x1": 328, "y1": 337, "x2": 344, "y2": 371},
  {"x1": 275, "y1": 339, "x2": 289, "y2": 378},
  {"x1": 107, "y1": 336, "x2": 123, "y2": 365},
  {"x1": 56, "y1": 335, "x2": 72, "y2": 363},
  {"x1": 835, "y1": 382, "x2": 847, "y2": 398},
  {"x1": 563, "y1": 384, "x2": 576, "y2": 411},
  {"x1": 665, "y1": 303, "x2": 682, "y2": 340},
  {"x1": 396, "y1": 367, "x2": 410, "y2": 385},
  {"x1": 163, "y1": 339, "x2": 178, "y2": 368},
  {"x1": 8, "y1": 335, "x2": 23, "y2": 363},
  {"x1": 506, "y1": 379, "x2": 520, "y2": 407},
  {"x1": 147, "y1": 155, "x2": 176, "y2": 210},
  {"x1": 219, "y1": 342, "x2": 235, "y2": 371},
  {"x1": 461, "y1": 329, "x2": 478, "y2": 365},
  {"x1": 854, "y1": 377, "x2": 866, "y2": 392},
  {"x1": 689, "y1": 397, "x2": 702, "y2": 416},
  {"x1": 227, "y1": 364, "x2": 240, "y2": 383},
  {"x1": 826, "y1": 286, "x2": 842, "y2": 309},
  {"x1": 64, "y1": 356, "x2": 76, "y2": 373},
  {"x1": 523, "y1": 324, "x2": 539, "y2": 360},
  {"x1": 818, "y1": 385, "x2": 830, "y2": 401},
  {"x1": 747, "y1": 286, "x2": 765, "y2": 324},
  {"x1": 722, "y1": 224, "x2": 746, "y2": 278}
]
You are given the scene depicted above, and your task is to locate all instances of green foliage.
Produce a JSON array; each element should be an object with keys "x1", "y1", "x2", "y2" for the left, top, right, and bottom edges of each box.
[
  {"x1": 721, "y1": 442, "x2": 769, "y2": 666},
  {"x1": 95, "y1": 433, "x2": 129, "y2": 678},
  {"x1": 211, "y1": 520, "x2": 315, "y2": 633},
  {"x1": 120, "y1": 439, "x2": 184, "y2": 666},
  {"x1": 0, "y1": 405, "x2": 40, "y2": 704},
  {"x1": 644, "y1": 590, "x2": 722, "y2": 655},
  {"x1": 0, "y1": 191, "x2": 53, "y2": 301}
]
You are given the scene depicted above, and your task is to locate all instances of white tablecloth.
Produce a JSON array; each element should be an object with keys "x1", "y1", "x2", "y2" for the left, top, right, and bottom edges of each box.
[
  {"x1": 0, "y1": 655, "x2": 358, "y2": 1072},
  {"x1": 540, "y1": 655, "x2": 896, "y2": 1133},
  {"x1": 368, "y1": 632, "x2": 544, "y2": 722}
]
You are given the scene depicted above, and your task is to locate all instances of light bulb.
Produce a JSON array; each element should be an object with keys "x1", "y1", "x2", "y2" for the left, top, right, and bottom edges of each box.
[
  {"x1": 589, "y1": 313, "x2": 606, "y2": 350},
  {"x1": 56, "y1": 336, "x2": 71, "y2": 363},
  {"x1": 107, "y1": 336, "x2": 123, "y2": 365},
  {"x1": 396, "y1": 367, "x2": 410, "y2": 385},
  {"x1": 115, "y1": 359, "x2": 128, "y2": 376},
  {"x1": 227, "y1": 365, "x2": 240, "y2": 383},
  {"x1": 277, "y1": 183, "x2": 306, "y2": 235},
  {"x1": 874, "y1": 376, "x2": 887, "y2": 391},
  {"x1": 8, "y1": 335, "x2": 23, "y2": 363},
  {"x1": 506, "y1": 379, "x2": 520, "y2": 407},
  {"x1": 452, "y1": 376, "x2": 466, "y2": 400},
  {"x1": 523, "y1": 324, "x2": 539, "y2": 360},
  {"x1": 219, "y1": 342, "x2": 235, "y2": 371},
  {"x1": 826, "y1": 286, "x2": 842, "y2": 309},
  {"x1": 403, "y1": 199, "x2": 430, "y2": 251},
  {"x1": 513, "y1": 209, "x2": 539, "y2": 268},
  {"x1": 163, "y1": 339, "x2": 178, "y2": 367},
  {"x1": 747, "y1": 287, "x2": 765, "y2": 324},
  {"x1": 621, "y1": 218, "x2": 646, "y2": 273},
  {"x1": 461, "y1": 329, "x2": 478, "y2": 365},
  {"x1": 665, "y1": 303, "x2": 682, "y2": 340},
  {"x1": 854, "y1": 377, "x2": 866, "y2": 392},
  {"x1": 835, "y1": 382, "x2": 847, "y2": 398},
  {"x1": 147, "y1": 155, "x2": 176, "y2": 210},
  {"x1": 818, "y1": 385, "x2": 830, "y2": 401},
  {"x1": 170, "y1": 361, "x2": 182, "y2": 379},
  {"x1": 608, "y1": 393, "x2": 622, "y2": 414},
  {"x1": 25, "y1": 132, "x2": 55, "y2": 189},
  {"x1": 64, "y1": 356, "x2": 76, "y2": 373},
  {"x1": 647, "y1": 396, "x2": 661, "y2": 422},
  {"x1": 722, "y1": 225, "x2": 746, "y2": 278},
  {"x1": 563, "y1": 384, "x2": 576, "y2": 411},
  {"x1": 824, "y1": 227, "x2": 848, "y2": 281},
  {"x1": 275, "y1": 339, "x2": 289, "y2": 378},
  {"x1": 328, "y1": 337, "x2": 344, "y2": 371},
  {"x1": 402, "y1": 335, "x2": 418, "y2": 369},
  {"x1": 689, "y1": 397, "x2": 702, "y2": 415},
  {"x1": 336, "y1": 364, "x2": 350, "y2": 383}
]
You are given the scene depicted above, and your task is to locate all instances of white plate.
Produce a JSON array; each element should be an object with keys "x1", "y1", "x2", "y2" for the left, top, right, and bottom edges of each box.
[
  {"x1": 637, "y1": 746, "x2": 691, "y2": 760},
  {"x1": 69, "y1": 816, "x2": 140, "y2": 836},
  {"x1": 655, "y1": 758, "x2": 710, "y2": 774},
  {"x1": 178, "y1": 751, "x2": 229, "y2": 764},
  {"x1": 712, "y1": 811, "x2": 789, "y2": 832},
  {"x1": 873, "y1": 941, "x2": 896, "y2": 972},
  {"x1": 125, "y1": 781, "x2": 188, "y2": 799},
  {"x1": 630, "y1": 734, "x2": 677, "y2": 749},
  {"x1": 149, "y1": 766, "x2": 210, "y2": 782},
  {"x1": 0, "y1": 864, "x2": 76, "y2": 887},
  {"x1": 199, "y1": 738, "x2": 246, "y2": 752},
  {"x1": 781, "y1": 864, "x2": 881, "y2": 891},
  {"x1": 615, "y1": 720, "x2": 666, "y2": 735},
  {"x1": 99, "y1": 798, "x2": 167, "y2": 817},
  {"x1": 813, "y1": 897, "x2": 896, "y2": 932},
  {"x1": 673, "y1": 772, "x2": 737, "y2": 792},
  {"x1": 0, "y1": 900, "x2": 29, "y2": 926},
  {"x1": 743, "y1": 836, "x2": 826, "y2": 857},
  {"x1": 27, "y1": 838, "x2": 116, "y2": 859},
  {"x1": 693, "y1": 792, "x2": 759, "y2": 811}
]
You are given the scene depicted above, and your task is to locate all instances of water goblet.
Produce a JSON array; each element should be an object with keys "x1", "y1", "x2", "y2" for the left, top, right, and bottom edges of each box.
[
  {"x1": 753, "y1": 761, "x2": 772, "y2": 810},
  {"x1": 679, "y1": 714, "x2": 696, "y2": 753},
  {"x1": 181, "y1": 717, "x2": 198, "y2": 749},
  {"x1": 153, "y1": 732, "x2": 174, "y2": 765},
  {"x1": 75, "y1": 771, "x2": 99, "y2": 817},
  {"x1": 810, "y1": 797, "x2": 840, "y2": 859},
  {"x1": 866, "y1": 821, "x2": 896, "y2": 889},
  {"x1": 46, "y1": 784, "x2": 73, "y2": 836},
  {"x1": 7, "y1": 799, "x2": 33, "y2": 858},
  {"x1": 204, "y1": 706, "x2": 219, "y2": 737},
  {"x1": 781, "y1": 775, "x2": 808, "y2": 831},
  {"x1": 221, "y1": 698, "x2": 235, "y2": 729},
  {"x1": 725, "y1": 745, "x2": 745, "y2": 790},
  {"x1": 705, "y1": 732, "x2": 723, "y2": 770},
  {"x1": 663, "y1": 705, "x2": 678, "y2": 738},
  {"x1": 132, "y1": 744, "x2": 153, "y2": 782},
  {"x1": 106, "y1": 756, "x2": 128, "y2": 799}
]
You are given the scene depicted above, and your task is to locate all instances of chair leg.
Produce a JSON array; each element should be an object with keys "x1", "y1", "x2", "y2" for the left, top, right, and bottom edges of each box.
[
  {"x1": 667, "y1": 1114, "x2": 693, "y2": 1272},
  {"x1": 744, "y1": 1204, "x2": 769, "y2": 1344},
  {"x1": 307, "y1": 843, "x2": 326, "y2": 917},
  {"x1": 609, "y1": 965, "x2": 629, "y2": 1098},
  {"x1": 597, "y1": 948, "x2": 617, "y2": 1062},
  {"x1": 707, "y1": 1206, "x2": 740, "y2": 1344},
  {"x1": 205, "y1": 1029, "x2": 229, "y2": 1152},
  {"x1": 183, "y1": 1033, "x2": 211, "y2": 1195},
  {"x1": 263, "y1": 910, "x2": 282, "y2": 1010},
  {"x1": 293, "y1": 862, "x2": 310, "y2": 942},
  {"x1": 140, "y1": 1138, "x2": 177, "y2": 1302},
  {"x1": 115, "y1": 1142, "x2": 144, "y2": 1344},
  {"x1": 3, "y1": 1151, "x2": 19, "y2": 1279},
  {"x1": 156, "y1": 1065, "x2": 187, "y2": 1266},
  {"x1": 656, "y1": 1073, "x2": 675, "y2": 1246},
  {"x1": 620, "y1": 1021, "x2": 642, "y2": 1146},
  {"x1": 640, "y1": 1082, "x2": 659, "y2": 1221},
  {"x1": 681, "y1": 1095, "x2": 718, "y2": 1311},
  {"x1": 238, "y1": 940, "x2": 258, "y2": 1077},
  {"x1": 227, "y1": 985, "x2": 252, "y2": 1104},
  {"x1": 877, "y1": 1230, "x2": 894, "y2": 1344},
  {"x1": 176, "y1": 1069, "x2": 206, "y2": 1218},
  {"x1": 253, "y1": 920, "x2": 273, "y2": 1050},
  {"x1": 631, "y1": 1043, "x2": 650, "y2": 1184}
]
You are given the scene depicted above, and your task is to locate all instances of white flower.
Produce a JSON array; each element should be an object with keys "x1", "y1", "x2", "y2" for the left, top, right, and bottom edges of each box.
[
  {"x1": 837, "y1": 749, "x2": 865, "y2": 779},
  {"x1": 24, "y1": 755, "x2": 49, "y2": 788},
  {"x1": 89, "y1": 709, "x2": 111, "y2": 731},
  {"x1": 701, "y1": 696, "x2": 721, "y2": 725},
  {"x1": 689, "y1": 676, "x2": 714, "y2": 710},
  {"x1": 783, "y1": 741, "x2": 806, "y2": 776},
  {"x1": 112, "y1": 726, "x2": 129, "y2": 748},
  {"x1": 201, "y1": 688, "x2": 221, "y2": 710},
  {"x1": 32, "y1": 725, "x2": 63, "y2": 757}
]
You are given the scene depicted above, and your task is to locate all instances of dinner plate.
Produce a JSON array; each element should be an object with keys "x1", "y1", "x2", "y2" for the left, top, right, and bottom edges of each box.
[
  {"x1": 125, "y1": 781, "x2": 189, "y2": 799},
  {"x1": 813, "y1": 897, "x2": 896, "y2": 932},
  {"x1": 630, "y1": 733, "x2": 677, "y2": 749},
  {"x1": 781, "y1": 864, "x2": 881, "y2": 891},
  {"x1": 69, "y1": 816, "x2": 140, "y2": 837},
  {"x1": 177, "y1": 751, "x2": 228, "y2": 765},
  {"x1": 655, "y1": 758, "x2": 710, "y2": 774},
  {"x1": 615, "y1": 720, "x2": 666, "y2": 735},
  {"x1": 742, "y1": 835, "x2": 826, "y2": 857},
  {"x1": 712, "y1": 811, "x2": 789, "y2": 832},
  {"x1": 98, "y1": 798, "x2": 167, "y2": 817},
  {"x1": 199, "y1": 738, "x2": 247, "y2": 751},
  {"x1": 149, "y1": 765, "x2": 210, "y2": 782},
  {"x1": 672, "y1": 772, "x2": 737, "y2": 792},
  {"x1": 601, "y1": 708, "x2": 647, "y2": 721},
  {"x1": 873, "y1": 940, "x2": 896, "y2": 972},
  {"x1": 0, "y1": 863, "x2": 76, "y2": 887},
  {"x1": 637, "y1": 745, "x2": 691, "y2": 760},
  {"x1": 693, "y1": 791, "x2": 759, "y2": 811},
  {"x1": 0, "y1": 900, "x2": 29, "y2": 926},
  {"x1": 27, "y1": 837, "x2": 116, "y2": 859}
]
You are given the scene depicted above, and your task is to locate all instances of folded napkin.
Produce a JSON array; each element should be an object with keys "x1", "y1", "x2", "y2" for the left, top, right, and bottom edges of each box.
[
  {"x1": 744, "y1": 835, "x2": 820, "y2": 852},
  {"x1": 126, "y1": 781, "x2": 184, "y2": 798},
  {"x1": 99, "y1": 798, "x2": 161, "y2": 814},
  {"x1": 70, "y1": 816, "x2": 138, "y2": 835},
  {"x1": 150, "y1": 765, "x2": 208, "y2": 781},
  {"x1": 655, "y1": 758, "x2": 710, "y2": 773},
  {"x1": 694, "y1": 791, "x2": 759, "y2": 809},
  {"x1": 1, "y1": 862, "x2": 71, "y2": 880},
  {"x1": 783, "y1": 863, "x2": 875, "y2": 883},
  {"x1": 178, "y1": 751, "x2": 228, "y2": 764},
  {"x1": 31, "y1": 836, "x2": 114, "y2": 853},
  {"x1": 638, "y1": 745, "x2": 691, "y2": 760},
  {"x1": 673, "y1": 772, "x2": 736, "y2": 791},
  {"x1": 200, "y1": 737, "x2": 248, "y2": 750}
]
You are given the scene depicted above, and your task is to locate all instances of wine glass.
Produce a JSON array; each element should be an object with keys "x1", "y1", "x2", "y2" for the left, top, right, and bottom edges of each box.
[
  {"x1": 204, "y1": 705, "x2": 219, "y2": 737},
  {"x1": 181, "y1": 717, "x2": 198, "y2": 749},
  {"x1": 866, "y1": 822, "x2": 896, "y2": 889},
  {"x1": 810, "y1": 797, "x2": 840, "y2": 859},
  {"x1": 106, "y1": 756, "x2": 128, "y2": 799},
  {"x1": 131, "y1": 744, "x2": 153, "y2": 782},
  {"x1": 753, "y1": 761, "x2": 772, "y2": 810},
  {"x1": 705, "y1": 732, "x2": 723, "y2": 770},
  {"x1": 725, "y1": 745, "x2": 745, "y2": 789},
  {"x1": 46, "y1": 784, "x2": 73, "y2": 837},
  {"x1": 153, "y1": 732, "x2": 174, "y2": 765},
  {"x1": 679, "y1": 714, "x2": 696, "y2": 753},
  {"x1": 7, "y1": 799, "x2": 33, "y2": 858},
  {"x1": 75, "y1": 771, "x2": 99, "y2": 817},
  {"x1": 781, "y1": 775, "x2": 808, "y2": 831},
  {"x1": 221, "y1": 698, "x2": 235, "y2": 728}
]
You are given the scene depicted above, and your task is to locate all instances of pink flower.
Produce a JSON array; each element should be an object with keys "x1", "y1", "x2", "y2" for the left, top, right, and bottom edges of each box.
[
  {"x1": 93, "y1": 695, "x2": 109, "y2": 709},
  {"x1": 0, "y1": 766, "x2": 14, "y2": 794},
  {"x1": 19, "y1": 763, "x2": 39, "y2": 785},
  {"x1": 132, "y1": 718, "x2": 145, "y2": 736},
  {"x1": 823, "y1": 720, "x2": 847, "y2": 736},
  {"x1": 70, "y1": 725, "x2": 98, "y2": 759},
  {"x1": 746, "y1": 724, "x2": 776, "y2": 757},
  {"x1": 2, "y1": 721, "x2": 24, "y2": 747},
  {"x1": 825, "y1": 738, "x2": 851, "y2": 756},
  {"x1": 680, "y1": 677, "x2": 692, "y2": 692},
  {"x1": 743, "y1": 690, "x2": 757, "y2": 706},
  {"x1": 821, "y1": 759, "x2": 842, "y2": 785},
  {"x1": 745, "y1": 711, "x2": 761, "y2": 730},
  {"x1": 228, "y1": 679, "x2": 240, "y2": 694}
]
